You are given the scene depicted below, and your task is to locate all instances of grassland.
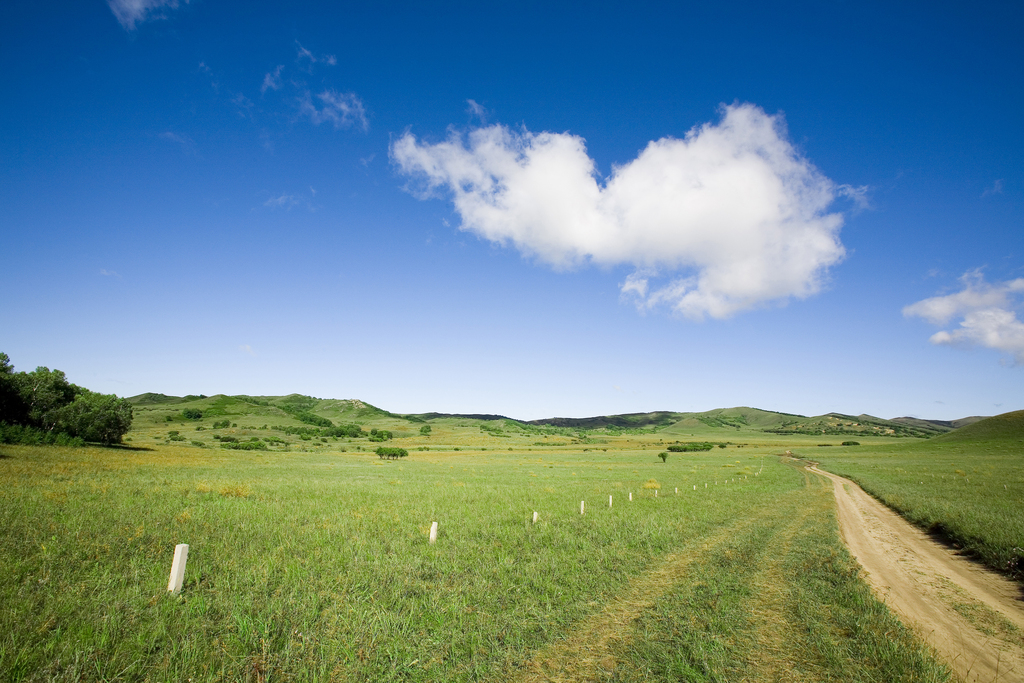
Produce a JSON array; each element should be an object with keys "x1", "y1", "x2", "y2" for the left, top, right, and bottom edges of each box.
[
  {"x1": 813, "y1": 410, "x2": 1024, "y2": 579},
  {"x1": 5, "y1": 396, "x2": 1020, "y2": 682},
  {"x1": 0, "y1": 433, "x2": 951, "y2": 681}
]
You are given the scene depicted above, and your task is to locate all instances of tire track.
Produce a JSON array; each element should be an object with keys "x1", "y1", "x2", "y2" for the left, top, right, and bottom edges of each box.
[{"x1": 507, "y1": 507, "x2": 772, "y2": 683}]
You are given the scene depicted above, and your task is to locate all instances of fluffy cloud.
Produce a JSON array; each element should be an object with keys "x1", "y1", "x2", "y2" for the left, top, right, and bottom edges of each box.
[
  {"x1": 391, "y1": 103, "x2": 851, "y2": 319},
  {"x1": 299, "y1": 90, "x2": 368, "y2": 132},
  {"x1": 903, "y1": 271, "x2": 1024, "y2": 364},
  {"x1": 108, "y1": 0, "x2": 185, "y2": 30}
]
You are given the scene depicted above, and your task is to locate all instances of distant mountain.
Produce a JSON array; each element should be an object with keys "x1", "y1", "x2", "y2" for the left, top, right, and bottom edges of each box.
[
  {"x1": 125, "y1": 392, "x2": 1003, "y2": 439},
  {"x1": 530, "y1": 411, "x2": 684, "y2": 430},
  {"x1": 128, "y1": 392, "x2": 184, "y2": 405},
  {"x1": 890, "y1": 416, "x2": 989, "y2": 433},
  {"x1": 411, "y1": 412, "x2": 514, "y2": 422}
]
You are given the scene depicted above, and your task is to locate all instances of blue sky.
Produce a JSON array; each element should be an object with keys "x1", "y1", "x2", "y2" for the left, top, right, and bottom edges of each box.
[{"x1": 2, "y1": 0, "x2": 1021, "y2": 421}]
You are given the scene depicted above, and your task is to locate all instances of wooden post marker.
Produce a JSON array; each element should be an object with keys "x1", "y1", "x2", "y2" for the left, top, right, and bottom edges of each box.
[
  {"x1": 654, "y1": 490, "x2": 658, "y2": 498},
  {"x1": 693, "y1": 485, "x2": 696, "y2": 490},
  {"x1": 167, "y1": 543, "x2": 189, "y2": 595},
  {"x1": 629, "y1": 492, "x2": 633, "y2": 501},
  {"x1": 609, "y1": 495, "x2": 613, "y2": 508},
  {"x1": 675, "y1": 487, "x2": 678, "y2": 494},
  {"x1": 580, "y1": 500, "x2": 585, "y2": 515},
  {"x1": 533, "y1": 511, "x2": 539, "y2": 524},
  {"x1": 429, "y1": 521, "x2": 438, "y2": 544}
]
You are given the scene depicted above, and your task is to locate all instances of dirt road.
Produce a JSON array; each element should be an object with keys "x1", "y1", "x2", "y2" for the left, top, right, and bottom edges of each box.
[{"x1": 809, "y1": 466, "x2": 1024, "y2": 682}]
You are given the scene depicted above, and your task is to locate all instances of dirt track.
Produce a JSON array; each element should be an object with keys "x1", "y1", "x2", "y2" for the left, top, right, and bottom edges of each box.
[{"x1": 810, "y1": 466, "x2": 1024, "y2": 682}]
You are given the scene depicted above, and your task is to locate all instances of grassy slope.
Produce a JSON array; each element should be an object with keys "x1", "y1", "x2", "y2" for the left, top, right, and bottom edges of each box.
[{"x1": 814, "y1": 410, "x2": 1024, "y2": 578}]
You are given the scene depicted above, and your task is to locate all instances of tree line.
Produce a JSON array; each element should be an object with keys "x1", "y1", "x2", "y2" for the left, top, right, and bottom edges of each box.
[{"x1": 0, "y1": 353, "x2": 133, "y2": 445}]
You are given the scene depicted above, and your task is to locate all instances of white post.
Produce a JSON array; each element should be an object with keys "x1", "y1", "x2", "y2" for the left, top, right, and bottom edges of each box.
[
  {"x1": 533, "y1": 511, "x2": 538, "y2": 524},
  {"x1": 580, "y1": 500, "x2": 585, "y2": 515},
  {"x1": 629, "y1": 492, "x2": 633, "y2": 501},
  {"x1": 429, "y1": 521, "x2": 438, "y2": 544},
  {"x1": 655, "y1": 490, "x2": 658, "y2": 498},
  {"x1": 705, "y1": 483, "x2": 707, "y2": 488},
  {"x1": 693, "y1": 485, "x2": 696, "y2": 490},
  {"x1": 167, "y1": 543, "x2": 189, "y2": 595},
  {"x1": 609, "y1": 495, "x2": 613, "y2": 507},
  {"x1": 675, "y1": 487, "x2": 678, "y2": 494}
]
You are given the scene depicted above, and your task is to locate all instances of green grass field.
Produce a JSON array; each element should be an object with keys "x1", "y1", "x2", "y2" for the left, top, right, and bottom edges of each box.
[
  {"x1": 0, "y1": 436, "x2": 951, "y2": 682},
  {"x1": 813, "y1": 411, "x2": 1024, "y2": 579}
]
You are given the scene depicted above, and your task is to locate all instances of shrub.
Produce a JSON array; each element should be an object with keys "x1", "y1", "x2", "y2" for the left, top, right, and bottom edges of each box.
[
  {"x1": 295, "y1": 412, "x2": 333, "y2": 428},
  {"x1": 841, "y1": 441, "x2": 861, "y2": 446},
  {"x1": 667, "y1": 442, "x2": 714, "y2": 452},
  {"x1": 368, "y1": 428, "x2": 393, "y2": 442},
  {"x1": 0, "y1": 423, "x2": 84, "y2": 447},
  {"x1": 182, "y1": 408, "x2": 203, "y2": 420},
  {"x1": 375, "y1": 446, "x2": 408, "y2": 460},
  {"x1": 221, "y1": 439, "x2": 267, "y2": 451}
]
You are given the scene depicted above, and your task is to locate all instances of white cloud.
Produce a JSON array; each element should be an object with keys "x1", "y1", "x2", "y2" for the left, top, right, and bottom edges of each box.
[
  {"x1": 159, "y1": 131, "x2": 196, "y2": 155},
  {"x1": 239, "y1": 344, "x2": 256, "y2": 357},
  {"x1": 108, "y1": 0, "x2": 186, "y2": 30},
  {"x1": 982, "y1": 179, "x2": 1004, "y2": 198},
  {"x1": 262, "y1": 187, "x2": 319, "y2": 212},
  {"x1": 466, "y1": 99, "x2": 488, "y2": 122},
  {"x1": 264, "y1": 194, "x2": 300, "y2": 209},
  {"x1": 903, "y1": 270, "x2": 1024, "y2": 364},
  {"x1": 261, "y1": 65, "x2": 284, "y2": 94},
  {"x1": 299, "y1": 90, "x2": 368, "y2": 131},
  {"x1": 296, "y1": 42, "x2": 336, "y2": 68},
  {"x1": 391, "y1": 103, "x2": 849, "y2": 319}
]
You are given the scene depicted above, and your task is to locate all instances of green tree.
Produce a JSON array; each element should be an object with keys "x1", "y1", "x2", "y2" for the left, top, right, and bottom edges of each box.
[
  {"x1": 0, "y1": 353, "x2": 27, "y2": 425},
  {"x1": 658, "y1": 452, "x2": 668, "y2": 463},
  {"x1": 49, "y1": 391, "x2": 134, "y2": 445},
  {"x1": 420, "y1": 425, "x2": 432, "y2": 436},
  {"x1": 0, "y1": 353, "x2": 134, "y2": 445},
  {"x1": 15, "y1": 366, "x2": 80, "y2": 429}
]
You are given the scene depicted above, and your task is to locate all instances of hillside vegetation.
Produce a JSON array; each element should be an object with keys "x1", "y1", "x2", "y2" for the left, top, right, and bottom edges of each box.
[{"x1": 125, "y1": 393, "x2": 973, "y2": 454}]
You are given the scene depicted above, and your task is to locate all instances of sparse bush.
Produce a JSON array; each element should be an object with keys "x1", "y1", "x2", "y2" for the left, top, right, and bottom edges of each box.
[
  {"x1": 295, "y1": 412, "x2": 332, "y2": 428},
  {"x1": 221, "y1": 439, "x2": 267, "y2": 451},
  {"x1": 667, "y1": 442, "x2": 714, "y2": 452},
  {"x1": 182, "y1": 408, "x2": 203, "y2": 420},
  {"x1": 659, "y1": 452, "x2": 668, "y2": 463},
  {"x1": 368, "y1": 428, "x2": 393, "y2": 442},
  {"x1": 841, "y1": 441, "x2": 860, "y2": 446}
]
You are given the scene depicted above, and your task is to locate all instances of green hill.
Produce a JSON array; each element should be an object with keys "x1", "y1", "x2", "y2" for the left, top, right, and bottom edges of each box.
[
  {"x1": 932, "y1": 410, "x2": 1024, "y2": 443},
  {"x1": 126, "y1": 392, "x2": 1001, "y2": 442}
]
